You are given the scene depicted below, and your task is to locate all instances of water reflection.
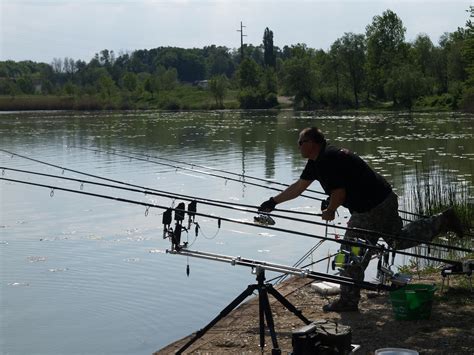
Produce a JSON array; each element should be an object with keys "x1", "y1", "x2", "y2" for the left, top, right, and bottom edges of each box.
[{"x1": 0, "y1": 110, "x2": 473, "y2": 354}]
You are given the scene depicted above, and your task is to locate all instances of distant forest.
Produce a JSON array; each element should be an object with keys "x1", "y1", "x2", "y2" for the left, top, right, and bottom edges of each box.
[{"x1": 1, "y1": 8, "x2": 473, "y2": 111}]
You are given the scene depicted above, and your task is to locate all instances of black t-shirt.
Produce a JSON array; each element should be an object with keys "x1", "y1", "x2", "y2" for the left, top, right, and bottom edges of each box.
[{"x1": 300, "y1": 144, "x2": 392, "y2": 213}]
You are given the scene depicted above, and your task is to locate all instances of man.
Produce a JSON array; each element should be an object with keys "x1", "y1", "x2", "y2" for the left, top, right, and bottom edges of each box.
[{"x1": 259, "y1": 127, "x2": 464, "y2": 312}]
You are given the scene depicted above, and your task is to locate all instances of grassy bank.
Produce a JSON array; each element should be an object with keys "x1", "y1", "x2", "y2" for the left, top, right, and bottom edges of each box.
[
  {"x1": 0, "y1": 85, "x2": 245, "y2": 111},
  {"x1": 1, "y1": 89, "x2": 467, "y2": 112}
]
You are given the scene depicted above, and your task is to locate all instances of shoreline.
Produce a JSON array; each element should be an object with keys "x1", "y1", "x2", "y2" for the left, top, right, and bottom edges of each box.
[
  {"x1": 155, "y1": 273, "x2": 473, "y2": 354},
  {"x1": 0, "y1": 95, "x2": 465, "y2": 113}
]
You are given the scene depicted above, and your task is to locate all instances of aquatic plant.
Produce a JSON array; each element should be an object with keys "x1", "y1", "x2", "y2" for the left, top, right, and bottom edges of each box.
[{"x1": 401, "y1": 163, "x2": 473, "y2": 268}]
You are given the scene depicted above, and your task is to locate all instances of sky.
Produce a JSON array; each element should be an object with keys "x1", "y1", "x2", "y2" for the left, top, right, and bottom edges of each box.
[{"x1": 0, "y1": 0, "x2": 472, "y2": 64}]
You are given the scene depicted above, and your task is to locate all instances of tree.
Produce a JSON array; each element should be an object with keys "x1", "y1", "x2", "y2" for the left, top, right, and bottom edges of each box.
[
  {"x1": 98, "y1": 73, "x2": 117, "y2": 99},
  {"x1": 328, "y1": 39, "x2": 344, "y2": 106},
  {"x1": 205, "y1": 46, "x2": 235, "y2": 77},
  {"x1": 262, "y1": 67, "x2": 278, "y2": 94},
  {"x1": 64, "y1": 81, "x2": 77, "y2": 95},
  {"x1": 51, "y1": 58, "x2": 63, "y2": 73},
  {"x1": 144, "y1": 75, "x2": 158, "y2": 98},
  {"x1": 460, "y1": 5, "x2": 474, "y2": 111},
  {"x1": 384, "y1": 64, "x2": 425, "y2": 109},
  {"x1": 122, "y1": 72, "x2": 137, "y2": 92},
  {"x1": 411, "y1": 34, "x2": 434, "y2": 75},
  {"x1": 263, "y1": 27, "x2": 276, "y2": 67},
  {"x1": 158, "y1": 67, "x2": 178, "y2": 90},
  {"x1": 209, "y1": 75, "x2": 228, "y2": 107},
  {"x1": 237, "y1": 58, "x2": 261, "y2": 88},
  {"x1": 281, "y1": 54, "x2": 318, "y2": 108},
  {"x1": 337, "y1": 33, "x2": 366, "y2": 108},
  {"x1": 17, "y1": 76, "x2": 34, "y2": 94},
  {"x1": 366, "y1": 9, "x2": 406, "y2": 99}
]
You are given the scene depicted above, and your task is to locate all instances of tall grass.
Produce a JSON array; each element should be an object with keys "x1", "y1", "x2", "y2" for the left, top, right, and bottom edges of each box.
[{"x1": 402, "y1": 163, "x2": 473, "y2": 268}]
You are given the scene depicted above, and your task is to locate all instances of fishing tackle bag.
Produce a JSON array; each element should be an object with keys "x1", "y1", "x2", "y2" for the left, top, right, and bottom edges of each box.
[{"x1": 292, "y1": 319, "x2": 352, "y2": 354}]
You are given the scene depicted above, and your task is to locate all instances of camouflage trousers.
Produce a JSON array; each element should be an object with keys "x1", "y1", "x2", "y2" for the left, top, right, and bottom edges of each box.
[{"x1": 339, "y1": 191, "x2": 444, "y2": 304}]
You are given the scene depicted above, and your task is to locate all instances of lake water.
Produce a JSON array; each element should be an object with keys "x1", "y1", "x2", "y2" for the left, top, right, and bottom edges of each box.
[{"x1": 1, "y1": 110, "x2": 473, "y2": 354}]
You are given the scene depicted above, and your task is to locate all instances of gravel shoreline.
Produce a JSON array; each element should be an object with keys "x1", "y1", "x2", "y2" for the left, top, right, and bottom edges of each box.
[{"x1": 155, "y1": 272, "x2": 473, "y2": 354}]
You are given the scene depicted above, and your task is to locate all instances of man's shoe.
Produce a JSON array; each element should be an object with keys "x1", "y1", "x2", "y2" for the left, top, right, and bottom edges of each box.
[
  {"x1": 322, "y1": 298, "x2": 358, "y2": 312},
  {"x1": 442, "y1": 208, "x2": 464, "y2": 238}
]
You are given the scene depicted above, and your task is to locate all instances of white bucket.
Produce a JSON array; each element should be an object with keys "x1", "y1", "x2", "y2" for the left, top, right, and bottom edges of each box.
[{"x1": 375, "y1": 348, "x2": 419, "y2": 355}]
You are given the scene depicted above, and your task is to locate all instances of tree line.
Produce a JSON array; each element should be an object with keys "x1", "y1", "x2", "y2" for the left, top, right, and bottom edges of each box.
[{"x1": 0, "y1": 8, "x2": 473, "y2": 111}]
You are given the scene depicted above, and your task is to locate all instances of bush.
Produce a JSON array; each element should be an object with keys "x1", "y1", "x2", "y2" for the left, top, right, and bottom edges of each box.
[
  {"x1": 238, "y1": 88, "x2": 266, "y2": 109},
  {"x1": 159, "y1": 97, "x2": 181, "y2": 110},
  {"x1": 265, "y1": 93, "x2": 279, "y2": 108},
  {"x1": 238, "y1": 88, "x2": 279, "y2": 109},
  {"x1": 459, "y1": 87, "x2": 474, "y2": 113}
]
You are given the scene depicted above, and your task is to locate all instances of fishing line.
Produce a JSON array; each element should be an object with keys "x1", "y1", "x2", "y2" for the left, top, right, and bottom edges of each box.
[
  {"x1": 72, "y1": 145, "x2": 328, "y2": 197},
  {"x1": 70, "y1": 145, "x2": 468, "y2": 222},
  {"x1": 0, "y1": 166, "x2": 320, "y2": 219},
  {"x1": 0, "y1": 154, "x2": 319, "y2": 218},
  {"x1": 68, "y1": 146, "x2": 326, "y2": 202},
  {"x1": 1, "y1": 177, "x2": 470, "y2": 265},
  {"x1": 1, "y1": 167, "x2": 467, "y2": 253}
]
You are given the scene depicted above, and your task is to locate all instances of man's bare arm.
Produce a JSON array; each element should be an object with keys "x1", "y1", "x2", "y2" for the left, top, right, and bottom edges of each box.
[{"x1": 273, "y1": 179, "x2": 313, "y2": 204}]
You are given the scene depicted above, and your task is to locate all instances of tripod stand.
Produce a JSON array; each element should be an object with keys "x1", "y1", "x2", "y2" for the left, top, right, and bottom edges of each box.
[{"x1": 176, "y1": 267, "x2": 312, "y2": 354}]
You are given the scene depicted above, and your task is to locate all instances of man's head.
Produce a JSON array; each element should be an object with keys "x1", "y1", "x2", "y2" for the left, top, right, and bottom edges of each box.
[{"x1": 298, "y1": 127, "x2": 326, "y2": 160}]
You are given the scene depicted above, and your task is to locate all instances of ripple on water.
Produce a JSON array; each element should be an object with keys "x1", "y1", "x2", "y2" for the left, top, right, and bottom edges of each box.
[
  {"x1": 26, "y1": 256, "x2": 47, "y2": 263},
  {"x1": 48, "y1": 268, "x2": 69, "y2": 272},
  {"x1": 123, "y1": 258, "x2": 141, "y2": 263},
  {"x1": 8, "y1": 282, "x2": 30, "y2": 287}
]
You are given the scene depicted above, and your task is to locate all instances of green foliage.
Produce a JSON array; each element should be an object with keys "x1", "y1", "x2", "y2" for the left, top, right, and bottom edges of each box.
[
  {"x1": 209, "y1": 75, "x2": 228, "y2": 108},
  {"x1": 238, "y1": 87, "x2": 277, "y2": 109},
  {"x1": 461, "y1": 6, "x2": 474, "y2": 112},
  {"x1": 384, "y1": 64, "x2": 426, "y2": 109},
  {"x1": 336, "y1": 33, "x2": 366, "y2": 108},
  {"x1": 366, "y1": 9, "x2": 407, "y2": 99},
  {"x1": 263, "y1": 27, "x2": 276, "y2": 67},
  {"x1": 121, "y1": 72, "x2": 137, "y2": 92},
  {"x1": 0, "y1": 8, "x2": 472, "y2": 112},
  {"x1": 237, "y1": 58, "x2": 261, "y2": 88},
  {"x1": 281, "y1": 54, "x2": 318, "y2": 109}
]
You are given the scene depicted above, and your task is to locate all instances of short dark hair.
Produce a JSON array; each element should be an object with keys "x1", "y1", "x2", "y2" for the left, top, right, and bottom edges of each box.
[{"x1": 301, "y1": 127, "x2": 326, "y2": 145}]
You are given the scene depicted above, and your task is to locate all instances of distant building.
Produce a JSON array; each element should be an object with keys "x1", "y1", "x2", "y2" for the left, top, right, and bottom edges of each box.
[{"x1": 193, "y1": 80, "x2": 209, "y2": 89}]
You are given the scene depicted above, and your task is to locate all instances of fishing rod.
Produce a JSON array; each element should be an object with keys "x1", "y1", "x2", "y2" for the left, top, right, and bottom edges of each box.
[
  {"x1": 71, "y1": 145, "x2": 328, "y2": 197},
  {"x1": 2, "y1": 149, "x2": 470, "y2": 250},
  {"x1": 0, "y1": 151, "x2": 318, "y2": 218},
  {"x1": 2, "y1": 177, "x2": 470, "y2": 265},
  {"x1": 3, "y1": 147, "x2": 459, "y2": 233},
  {"x1": 0, "y1": 166, "x2": 322, "y2": 219},
  {"x1": 70, "y1": 145, "x2": 459, "y2": 221},
  {"x1": 1, "y1": 168, "x2": 468, "y2": 254},
  {"x1": 68, "y1": 146, "x2": 327, "y2": 203}
]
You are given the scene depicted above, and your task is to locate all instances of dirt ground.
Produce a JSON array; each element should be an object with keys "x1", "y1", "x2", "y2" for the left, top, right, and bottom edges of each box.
[{"x1": 155, "y1": 272, "x2": 473, "y2": 354}]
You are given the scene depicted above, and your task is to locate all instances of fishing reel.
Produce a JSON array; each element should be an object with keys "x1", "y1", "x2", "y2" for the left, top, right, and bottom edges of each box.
[
  {"x1": 331, "y1": 242, "x2": 364, "y2": 270},
  {"x1": 376, "y1": 247, "x2": 411, "y2": 287},
  {"x1": 162, "y1": 200, "x2": 199, "y2": 251},
  {"x1": 253, "y1": 214, "x2": 275, "y2": 226}
]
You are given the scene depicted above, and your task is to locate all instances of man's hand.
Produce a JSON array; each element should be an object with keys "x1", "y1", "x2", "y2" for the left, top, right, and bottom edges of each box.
[
  {"x1": 321, "y1": 208, "x2": 336, "y2": 221},
  {"x1": 258, "y1": 197, "x2": 276, "y2": 212}
]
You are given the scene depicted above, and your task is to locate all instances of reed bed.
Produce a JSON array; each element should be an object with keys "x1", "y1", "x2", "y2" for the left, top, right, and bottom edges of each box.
[{"x1": 402, "y1": 163, "x2": 473, "y2": 269}]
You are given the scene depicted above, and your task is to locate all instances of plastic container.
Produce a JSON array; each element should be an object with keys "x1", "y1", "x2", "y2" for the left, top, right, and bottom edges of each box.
[
  {"x1": 375, "y1": 348, "x2": 419, "y2": 355},
  {"x1": 311, "y1": 281, "x2": 340, "y2": 295},
  {"x1": 389, "y1": 284, "x2": 436, "y2": 320}
]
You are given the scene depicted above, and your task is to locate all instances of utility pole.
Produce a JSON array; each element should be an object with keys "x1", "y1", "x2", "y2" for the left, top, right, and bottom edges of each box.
[{"x1": 236, "y1": 21, "x2": 247, "y2": 63}]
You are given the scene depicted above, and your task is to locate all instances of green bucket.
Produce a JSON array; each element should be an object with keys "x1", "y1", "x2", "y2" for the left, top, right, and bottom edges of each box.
[{"x1": 389, "y1": 284, "x2": 436, "y2": 321}]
